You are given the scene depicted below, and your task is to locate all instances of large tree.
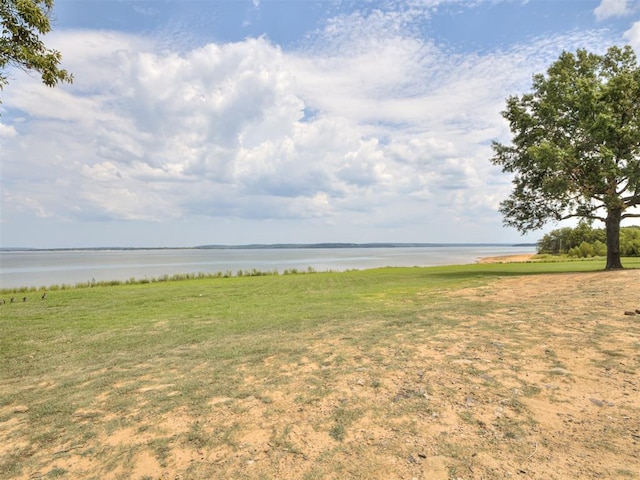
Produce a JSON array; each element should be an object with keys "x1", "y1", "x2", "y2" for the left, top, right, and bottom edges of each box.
[
  {"x1": 491, "y1": 45, "x2": 640, "y2": 270},
  {"x1": 1, "y1": 0, "x2": 72, "y2": 96}
]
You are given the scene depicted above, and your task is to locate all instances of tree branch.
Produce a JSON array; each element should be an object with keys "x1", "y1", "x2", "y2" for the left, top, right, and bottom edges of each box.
[
  {"x1": 617, "y1": 179, "x2": 631, "y2": 195},
  {"x1": 562, "y1": 212, "x2": 606, "y2": 222},
  {"x1": 621, "y1": 194, "x2": 640, "y2": 205}
]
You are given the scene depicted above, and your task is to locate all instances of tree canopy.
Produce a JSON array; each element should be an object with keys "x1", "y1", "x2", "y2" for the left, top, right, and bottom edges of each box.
[
  {"x1": 0, "y1": 0, "x2": 72, "y2": 95},
  {"x1": 537, "y1": 224, "x2": 640, "y2": 257},
  {"x1": 491, "y1": 46, "x2": 640, "y2": 269}
]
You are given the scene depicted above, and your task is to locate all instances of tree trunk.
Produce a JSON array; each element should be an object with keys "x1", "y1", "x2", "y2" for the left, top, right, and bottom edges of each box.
[{"x1": 605, "y1": 207, "x2": 624, "y2": 270}]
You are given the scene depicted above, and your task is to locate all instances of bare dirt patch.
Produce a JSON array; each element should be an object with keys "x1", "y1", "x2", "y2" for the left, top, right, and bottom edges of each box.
[
  {"x1": 476, "y1": 254, "x2": 536, "y2": 264},
  {"x1": 429, "y1": 270, "x2": 640, "y2": 479},
  {"x1": 3, "y1": 270, "x2": 640, "y2": 479}
]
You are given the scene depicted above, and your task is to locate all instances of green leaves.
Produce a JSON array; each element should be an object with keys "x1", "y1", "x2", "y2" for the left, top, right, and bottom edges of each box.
[
  {"x1": 491, "y1": 46, "x2": 640, "y2": 232},
  {"x1": 0, "y1": 0, "x2": 72, "y2": 94}
]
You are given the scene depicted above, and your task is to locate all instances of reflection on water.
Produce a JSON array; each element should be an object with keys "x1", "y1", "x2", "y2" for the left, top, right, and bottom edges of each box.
[{"x1": 0, "y1": 246, "x2": 535, "y2": 289}]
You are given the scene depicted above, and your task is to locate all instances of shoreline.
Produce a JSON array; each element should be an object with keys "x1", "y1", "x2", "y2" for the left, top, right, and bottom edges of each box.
[
  {"x1": 0, "y1": 247, "x2": 537, "y2": 290},
  {"x1": 476, "y1": 253, "x2": 536, "y2": 264}
]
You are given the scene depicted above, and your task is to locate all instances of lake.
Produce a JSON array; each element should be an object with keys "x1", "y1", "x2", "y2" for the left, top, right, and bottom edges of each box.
[{"x1": 0, "y1": 245, "x2": 536, "y2": 289}]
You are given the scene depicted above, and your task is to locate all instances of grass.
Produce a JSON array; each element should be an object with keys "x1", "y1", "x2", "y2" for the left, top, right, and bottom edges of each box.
[{"x1": 1, "y1": 257, "x2": 640, "y2": 479}]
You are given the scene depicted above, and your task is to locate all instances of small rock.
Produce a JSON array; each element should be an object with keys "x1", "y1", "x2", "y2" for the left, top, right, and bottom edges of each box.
[
  {"x1": 14, "y1": 405, "x2": 29, "y2": 413},
  {"x1": 624, "y1": 311, "x2": 636, "y2": 316},
  {"x1": 589, "y1": 398, "x2": 604, "y2": 407}
]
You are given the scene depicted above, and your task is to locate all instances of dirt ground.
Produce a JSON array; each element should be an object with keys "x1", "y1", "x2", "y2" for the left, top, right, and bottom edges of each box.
[
  {"x1": 476, "y1": 254, "x2": 536, "y2": 264},
  {"x1": 4, "y1": 264, "x2": 640, "y2": 479}
]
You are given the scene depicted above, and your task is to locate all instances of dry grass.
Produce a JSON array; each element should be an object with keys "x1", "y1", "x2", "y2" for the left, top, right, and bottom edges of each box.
[{"x1": 1, "y1": 264, "x2": 639, "y2": 479}]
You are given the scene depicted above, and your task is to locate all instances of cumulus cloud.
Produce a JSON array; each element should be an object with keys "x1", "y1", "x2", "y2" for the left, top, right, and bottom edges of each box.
[
  {"x1": 594, "y1": 0, "x2": 631, "y2": 20},
  {"x1": 624, "y1": 21, "x2": 640, "y2": 51},
  {"x1": 0, "y1": 4, "x2": 624, "y2": 243}
]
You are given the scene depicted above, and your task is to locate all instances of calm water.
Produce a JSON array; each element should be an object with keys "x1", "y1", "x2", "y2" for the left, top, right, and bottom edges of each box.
[{"x1": 0, "y1": 246, "x2": 536, "y2": 289}]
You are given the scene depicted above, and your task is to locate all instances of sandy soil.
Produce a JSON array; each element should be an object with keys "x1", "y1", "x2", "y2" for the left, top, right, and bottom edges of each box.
[
  {"x1": 4, "y1": 269, "x2": 640, "y2": 479},
  {"x1": 476, "y1": 254, "x2": 536, "y2": 264}
]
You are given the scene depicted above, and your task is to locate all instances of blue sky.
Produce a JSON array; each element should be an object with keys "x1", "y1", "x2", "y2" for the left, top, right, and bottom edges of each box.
[{"x1": 1, "y1": 0, "x2": 639, "y2": 248}]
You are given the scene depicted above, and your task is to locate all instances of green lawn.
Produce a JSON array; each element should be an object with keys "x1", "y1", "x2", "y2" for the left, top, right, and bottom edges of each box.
[
  {"x1": 1, "y1": 258, "x2": 639, "y2": 479},
  {"x1": 1, "y1": 258, "x2": 626, "y2": 369},
  {"x1": 2, "y1": 257, "x2": 638, "y2": 386}
]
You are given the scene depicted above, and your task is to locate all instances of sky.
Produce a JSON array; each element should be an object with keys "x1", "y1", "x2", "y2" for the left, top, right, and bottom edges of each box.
[{"x1": 1, "y1": 0, "x2": 639, "y2": 248}]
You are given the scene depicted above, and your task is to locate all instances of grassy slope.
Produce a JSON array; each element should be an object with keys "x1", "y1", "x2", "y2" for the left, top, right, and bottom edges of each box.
[
  {"x1": 2, "y1": 260, "x2": 626, "y2": 375},
  {"x1": 1, "y1": 258, "x2": 639, "y2": 478}
]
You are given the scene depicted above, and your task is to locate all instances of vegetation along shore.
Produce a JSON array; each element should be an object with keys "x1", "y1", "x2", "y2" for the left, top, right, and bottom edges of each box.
[{"x1": 2, "y1": 258, "x2": 639, "y2": 479}]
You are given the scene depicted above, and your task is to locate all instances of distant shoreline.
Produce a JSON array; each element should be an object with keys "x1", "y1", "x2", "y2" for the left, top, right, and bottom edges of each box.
[
  {"x1": 0, "y1": 242, "x2": 536, "y2": 253},
  {"x1": 1, "y1": 245, "x2": 538, "y2": 290}
]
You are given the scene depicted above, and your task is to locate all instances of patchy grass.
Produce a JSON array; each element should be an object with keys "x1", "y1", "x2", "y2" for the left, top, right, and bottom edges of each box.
[{"x1": 1, "y1": 260, "x2": 640, "y2": 479}]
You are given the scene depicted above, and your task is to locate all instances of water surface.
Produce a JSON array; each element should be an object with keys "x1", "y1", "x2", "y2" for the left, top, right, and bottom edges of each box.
[{"x1": 0, "y1": 245, "x2": 535, "y2": 289}]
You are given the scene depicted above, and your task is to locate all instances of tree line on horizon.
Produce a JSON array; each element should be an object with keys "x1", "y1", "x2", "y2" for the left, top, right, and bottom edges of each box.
[{"x1": 537, "y1": 224, "x2": 640, "y2": 258}]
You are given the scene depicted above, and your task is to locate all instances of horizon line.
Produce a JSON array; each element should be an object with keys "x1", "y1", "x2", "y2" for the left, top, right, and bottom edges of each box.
[{"x1": 0, "y1": 242, "x2": 537, "y2": 252}]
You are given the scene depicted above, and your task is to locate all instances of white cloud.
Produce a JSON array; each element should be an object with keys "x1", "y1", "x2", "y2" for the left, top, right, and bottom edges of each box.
[
  {"x1": 594, "y1": 0, "x2": 630, "y2": 20},
  {"x1": 624, "y1": 21, "x2": 640, "y2": 51},
  {"x1": 0, "y1": 6, "x2": 624, "y2": 243},
  {"x1": 0, "y1": 122, "x2": 17, "y2": 137}
]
